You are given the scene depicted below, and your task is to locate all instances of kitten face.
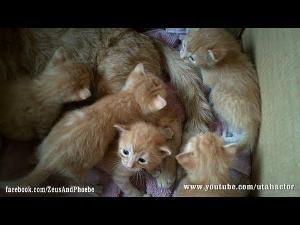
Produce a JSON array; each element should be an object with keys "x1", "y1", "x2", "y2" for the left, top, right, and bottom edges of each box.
[
  {"x1": 123, "y1": 63, "x2": 167, "y2": 114},
  {"x1": 176, "y1": 132, "x2": 237, "y2": 180},
  {"x1": 180, "y1": 28, "x2": 239, "y2": 67},
  {"x1": 115, "y1": 122, "x2": 171, "y2": 173},
  {"x1": 42, "y1": 47, "x2": 92, "y2": 103}
]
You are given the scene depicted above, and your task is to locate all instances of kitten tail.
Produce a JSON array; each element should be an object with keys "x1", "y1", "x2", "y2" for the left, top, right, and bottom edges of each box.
[
  {"x1": 0, "y1": 161, "x2": 51, "y2": 189},
  {"x1": 157, "y1": 43, "x2": 214, "y2": 141}
]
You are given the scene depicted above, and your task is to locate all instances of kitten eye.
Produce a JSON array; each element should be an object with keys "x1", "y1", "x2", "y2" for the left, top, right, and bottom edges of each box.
[
  {"x1": 138, "y1": 158, "x2": 146, "y2": 164},
  {"x1": 122, "y1": 149, "x2": 129, "y2": 156},
  {"x1": 189, "y1": 56, "x2": 196, "y2": 63}
]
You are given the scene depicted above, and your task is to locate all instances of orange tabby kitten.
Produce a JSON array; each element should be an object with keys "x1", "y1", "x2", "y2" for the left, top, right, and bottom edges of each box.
[
  {"x1": 0, "y1": 47, "x2": 91, "y2": 141},
  {"x1": 115, "y1": 63, "x2": 183, "y2": 189},
  {"x1": 175, "y1": 132, "x2": 243, "y2": 197},
  {"x1": 180, "y1": 28, "x2": 261, "y2": 150},
  {"x1": 0, "y1": 63, "x2": 168, "y2": 189},
  {"x1": 145, "y1": 84, "x2": 183, "y2": 188},
  {"x1": 99, "y1": 121, "x2": 172, "y2": 197}
]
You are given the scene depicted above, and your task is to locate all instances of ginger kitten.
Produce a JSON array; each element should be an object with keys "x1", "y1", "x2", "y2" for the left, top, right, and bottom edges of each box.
[
  {"x1": 175, "y1": 132, "x2": 243, "y2": 197},
  {"x1": 180, "y1": 28, "x2": 261, "y2": 150},
  {"x1": 0, "y1": 63, "x2": 168, "y2": 190},
  {"x1": 99, "y1": 121, "x2": 172, "y2": 197},
  {"x1": 145, "y1": 84, "x2": 183, "y2": 188},
  {"x1": 0, "y1": 47, "x2": 91, "y2": 141}
]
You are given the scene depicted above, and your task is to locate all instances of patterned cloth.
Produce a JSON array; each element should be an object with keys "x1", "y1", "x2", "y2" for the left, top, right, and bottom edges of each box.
[{"x1": 144, "y1": 28, "x2": 188, "y2": 50}]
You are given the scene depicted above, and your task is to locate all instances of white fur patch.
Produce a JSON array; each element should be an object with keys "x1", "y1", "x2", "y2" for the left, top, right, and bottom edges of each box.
[
  {"x1": 65, "y1": 119, "x2": 75, "y2": 126},
  {"x1": 65, "y1": 110, "x2": 85, "y2": 126},
  {"x1": 61, "y1": 132, "x2": 72, "y2": 140},
  {"x1": 74, "y1": 110, "x2": 85, "y2": 118},
  {"x1": 180, "y1": 48, "x2": 186, "y2": 59},
  {"x1": 185, "y1": 142, "x2": 193, "y2": 152},
  {"x1": 79, "y1": 88, "x2": 91, "y2": 100}
]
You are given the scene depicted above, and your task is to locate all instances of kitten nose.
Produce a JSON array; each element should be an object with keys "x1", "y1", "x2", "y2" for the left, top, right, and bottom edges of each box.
[{"x1": 127, "y1": 160, "x2": 134, "y2": 168}]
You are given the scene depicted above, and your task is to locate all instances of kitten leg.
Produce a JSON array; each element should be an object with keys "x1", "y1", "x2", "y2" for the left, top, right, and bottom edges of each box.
[
  {"x1": 156, "y1": 157, "x2": 177, "y2": 188},
  {"x1": 113, "y1": 168, "x2": 143, "y2": 197}
]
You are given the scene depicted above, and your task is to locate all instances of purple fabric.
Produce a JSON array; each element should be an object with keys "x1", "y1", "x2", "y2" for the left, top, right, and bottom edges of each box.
[{"x1": 144, "y1": 29, "x2": 183, "y2": 50}]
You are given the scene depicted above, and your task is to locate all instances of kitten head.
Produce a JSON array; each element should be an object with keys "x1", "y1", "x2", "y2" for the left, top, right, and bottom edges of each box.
[
  {"x1": 122, "y1": 63, "x2": 167, "y2": 114},
  {"x1": 114, "y1": 121, "x2": 172, "y2": 173},
  {"x1": 176, "y1": 132, "x2": 238, "y2": 183},
  {"x1": 41, "y1": 47, "x2": 92, "y2": 103},
  {"x1": 180, "y1": 28, "x2": 241, "y2": 67}
]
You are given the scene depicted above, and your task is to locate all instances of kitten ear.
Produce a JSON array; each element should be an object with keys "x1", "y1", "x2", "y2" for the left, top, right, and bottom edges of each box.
[
  {"x1": 122, "y1": 63, "x2": 146, "y2": 91},
  {"x1": 159, "y1": 127, "x2": 174, "y2": 140},
  {"x1": 149, "y1": 95, "x2": 167, "y2": 112},
  {"x1": 159, "y1": 146, "x2": 172, "y2": 157},
  {"x1": 175, "y1": 152, "x2": 195, "y2": 171},
  {"x1": 133, "y1": 63, "x2": 145, "y2": 75},
  {"x1": 49, "y1": 47, "x2": 69, "y2": 66},
  {"x1": 207, "y1": 49, "x2": 218, "y2": 63},
  {"x1": 223, "y1": 143, "x2": 239, "y2": 156},
  {"x1": 113, "y1": 124, "x2": 129, "y2": 133}
]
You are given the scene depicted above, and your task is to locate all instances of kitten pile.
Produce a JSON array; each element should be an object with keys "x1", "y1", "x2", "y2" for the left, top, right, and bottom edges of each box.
[{"x1": 0, "y1": 28, "x2": 260, "y2": 197}]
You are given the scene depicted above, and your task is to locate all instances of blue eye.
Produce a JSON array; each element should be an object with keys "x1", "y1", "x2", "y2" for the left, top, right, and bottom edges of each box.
[
  {"x1": 138, "y1": 158, "x2": 146, "y2": 164},
  {"x1": 123, "y1": 149, "x2": 129, "y2": 155}
]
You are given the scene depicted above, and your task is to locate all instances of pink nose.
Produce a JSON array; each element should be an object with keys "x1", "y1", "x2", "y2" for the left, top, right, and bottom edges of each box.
[{"x1": 127, "y1": 160, "x2": 134, "y2": 168}]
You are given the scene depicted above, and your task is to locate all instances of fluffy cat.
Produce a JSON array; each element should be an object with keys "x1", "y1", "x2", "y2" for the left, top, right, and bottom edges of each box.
[
  {"x1": 0, "y1": 63, "x2": 168, "y2": 190},
  {"x1": 175, "y1": 132, "x2": 243, "y2": 197},
  {"x1": 0, "y1": 47, "x2": 91, "y2": 141},
  {"x1": 180, "y1": 28, "x2": 261, "y2": 150},
  {"x1": 0, "y1": 28, "x2": 213, "y2": 146},
  {"x1": 99, "y1": 121, "x2": 173, "y2": 197}
]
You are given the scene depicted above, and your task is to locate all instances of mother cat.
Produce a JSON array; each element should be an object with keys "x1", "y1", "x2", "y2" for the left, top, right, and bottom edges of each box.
[{"x1": 0, "y1": 28, "x2": 213, "y2": 187}]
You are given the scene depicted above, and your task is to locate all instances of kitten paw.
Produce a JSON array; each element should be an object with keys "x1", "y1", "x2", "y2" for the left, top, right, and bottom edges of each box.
[
  {"x1": 143, "y1": 193, "x2": 151, "y2": 197},
  {"x1": 156, "y1": 170, "x2": 176, "y2": 188}
]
